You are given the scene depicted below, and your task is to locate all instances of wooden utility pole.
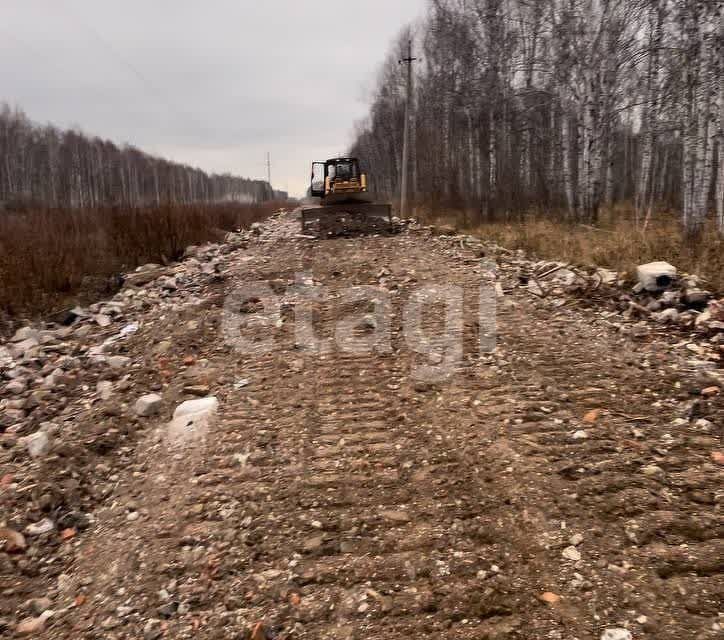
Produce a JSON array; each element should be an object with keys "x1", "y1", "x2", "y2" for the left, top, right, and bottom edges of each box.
[
  {"x1": 266, "y1": 152, "x2": 272, "y2": 186},
  {"x1": 399, "y1": 39, "x2": 417, "y2": 220}
]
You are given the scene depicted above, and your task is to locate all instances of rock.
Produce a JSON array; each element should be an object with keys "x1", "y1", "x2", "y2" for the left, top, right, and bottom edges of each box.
[
  {"x1": 10, "y1": 327, "x2": 39, "y2": 343},
  {"x1": 124, "y1": 265, "x2": 171, "y2": 288},
  {"x1": 21, "y1": 432, "x2": 52, "y2": 459},
  {"x1": 652, "y1": 308, "x2": 679, "y2": 324},
  {"x1": 380, "y1": 510, "x2": 411, "y2": 524},
  {"x1": 0, "y1": 526, "x2": 27, "y2": 552},
  {"x1": 571, "y1": 430, "x2": 589, "y2": 440},
  {"x1": 159, "y1": 276, "x2": 178, "y2": 291},
  {"x1": 96, "y1": 380, "x2": 114, "y2": 400},
  {"x1": 539, "y1": 592, "x2": 561, "y2": 605},
  {"x1": 15, "y1": 612, "x2": 52, "y2": 636},
  {"x1": 600, "y1": 629, "x2": 632, "y2": 640},
  {"x1": 10, "y1": 337, "x2": 40, "y2": 357},
  {"x1": 143, "y1": 619, "x2": 164, "y2": 640},
  {"x1": 94, "y1": 314, "x2": 112, "y2": 328},
  {"x1": 154, "y1": 340, "x2": 173, "y2": 355},
  {"x1": 167, "y1": 397, "x2": 219, "y2": 445},
  {"x1": 107, "y1": 356, "x2": 131, "y2": 370},
  {"x1": 683, "y1": 289, "x2": 710, "y2": 307},
  {"x1": 25, "y1": 518, "x2": 55, "y2": 537},
  {"x1": 569, "y1": 533, "x2": 584, "y2": 546},
  {"x1": 0, "y1": 346, "x2": 13, "y2": 367},
  {"x1": 24, "y1": 390, "x2": 48, "y2": 411},
  {"x1": 183, "y1": 385, "x2": 210, "y2": 397},
  {"x1": 636, "y1": 261, "x2": 677, "y2": 292},
  {"x1": 26, "y1": 597, "x2": 52, "y2": 615},
  {"x1": 5, "y1": 379, "x2": 27, "y2": 395},
  {"x1": 562, "y1": 546, "x2": 581, "y2": 561},
  {"x1": 135, "y1": 394, "x2": 163, "y2": 417},
  {"x1": 120, "y1": 322, "x2": 139, "y2": 336},
  {"x1": 641, "y1": 464, "x2": 664, "y2": 477}
]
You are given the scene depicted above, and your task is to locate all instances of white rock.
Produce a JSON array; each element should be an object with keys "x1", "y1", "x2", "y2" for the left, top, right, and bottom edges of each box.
[
  {"x1": 562, "y1": 546, "x2": 581, "y2": 561},
  {"x1": 653, "y1": 308, "x2": 679, "y2": 324},
  {"x1": 15, "y1": 610, "x2": 53, "y2": 635},
  {"x1": 569, "y1": 533, "x2": 584, "y2": 546},
  {"x1": 120, "y1": 323, "x2": 139, "y2": 336},
  {"x1": 94, "y1": 314, "x2": 112, "y2": 328},
  {"x1": 167, "y1": 397, "x2": 219, "y2": 446},
  {"x1": 135, "y1": 394, "x2": 163, "y2": 417},
  {"x1": 22, "y1": 432, "x2": 52, "y2": 459},
  {"x1": 636, "y1": 261, "x2": 677, "y2": 292},
  {"x1": 641, "y1": 464, "x2": 663, "y2": 477},
  {"x1": 25, "y1": 518, "x2": 55, "y2": 536},
  {"x1": 571, "y1": 430, "x2": 588, "y2": 440},
  {"x1": 600, "y1": 629, "x2": 632, "y2": 640},
  {"x1": 97, "y1": 381, "x2": 114, "y2": 400},
  {"x1": 107, "y1": 356, "x2": 131, "y2": 370},
  {"x1": 0, "y1": 346, "x2": 13, "y2": 367}
]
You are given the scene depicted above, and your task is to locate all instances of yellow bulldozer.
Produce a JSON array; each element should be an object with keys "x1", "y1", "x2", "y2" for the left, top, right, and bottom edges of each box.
[{"x1": 301, "y1": 157, "x2": 392, "y2": 236}]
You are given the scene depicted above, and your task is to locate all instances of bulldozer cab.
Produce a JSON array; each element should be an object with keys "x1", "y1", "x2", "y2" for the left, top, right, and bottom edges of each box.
[{"x1": 309, "y1": 157, "x2": 362, "y2": 197}]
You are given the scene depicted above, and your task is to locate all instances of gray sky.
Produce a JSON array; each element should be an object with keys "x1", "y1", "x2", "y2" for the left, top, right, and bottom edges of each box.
[{"x1": 1, "y1": 0, "x2": 425, "y2": 197}]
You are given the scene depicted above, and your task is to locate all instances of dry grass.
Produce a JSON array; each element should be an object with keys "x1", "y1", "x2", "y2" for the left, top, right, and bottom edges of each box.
[
  {"x1": 0, "y1": 202, "x2": 283, "y2": 319},
  {"x1": 418, "y1": 206, "x2": 724, "y2": 292}
]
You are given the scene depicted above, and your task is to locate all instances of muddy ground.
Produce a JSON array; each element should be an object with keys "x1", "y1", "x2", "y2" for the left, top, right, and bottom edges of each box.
[{"x1": 1, "y1": 212, "x2": 722, "y2": 639}]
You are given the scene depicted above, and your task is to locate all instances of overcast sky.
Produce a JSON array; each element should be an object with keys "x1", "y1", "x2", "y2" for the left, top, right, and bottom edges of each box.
[{"x1": 1, "y1": 0, "x2": 425, "y2": 197}]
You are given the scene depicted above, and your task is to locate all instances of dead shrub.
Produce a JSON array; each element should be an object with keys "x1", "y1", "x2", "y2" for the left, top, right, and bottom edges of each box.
[{"x1": 0, "y1": 202, "x2": 282, "y2": 319}]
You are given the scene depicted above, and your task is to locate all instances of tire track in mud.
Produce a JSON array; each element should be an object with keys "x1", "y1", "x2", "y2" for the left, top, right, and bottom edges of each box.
[{"x1": 36, "y1": 221, "x2": 721, "y2": 640}]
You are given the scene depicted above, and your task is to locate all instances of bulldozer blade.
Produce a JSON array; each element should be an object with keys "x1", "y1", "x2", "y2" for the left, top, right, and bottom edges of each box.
[{"x1": 301, "y1": 203, "x2": 392, "y2": 237}]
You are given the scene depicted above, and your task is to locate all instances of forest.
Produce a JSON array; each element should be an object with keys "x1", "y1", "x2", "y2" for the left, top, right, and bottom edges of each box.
[
  {"x1": 0, "y1": 104, "x2": 274, "y2": 209},
  {"x1": 351, "y1": 0, "x2": 723, "y2": 236}
]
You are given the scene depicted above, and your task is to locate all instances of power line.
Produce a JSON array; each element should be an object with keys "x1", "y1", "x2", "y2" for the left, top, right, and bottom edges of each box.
[{"x1": 48, "y1": 1, "x2": 205, "y2": 134}]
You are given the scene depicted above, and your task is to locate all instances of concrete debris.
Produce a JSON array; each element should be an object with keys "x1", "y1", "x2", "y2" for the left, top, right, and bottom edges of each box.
[
  {"x1": 167, "y1": 397, "x2": 219, "y2": 445},
  {"x1": 562, "y1": 546, "x2": 582, "y2": 561},
  {"x1": 637, "y1": 261, "x2": 677, "y2": 292},
  {"x1": 96, "y1": 380, "x2": 114, "y2": 400},
  {"x1": 134, "y1": 394, "x2": 163, "y2": 417},
  {"x1": 94, "y1": 314, "x2": 112, "y2": 328},
  {"x1": 21, "y1": 432, "x2": 52, "y2": 458},
  {"x1": 15, "y1": 611, "x2": 53, "y2": 636},
  {"x1": 107, "y1": 356, "x2": 132, "y2": 370},
  {"x1": 24, "y1": 518, "x2": 55, "y2": 537},
  {"x1": 0, "y1": 210, "x2": 720, "y2": 638}
]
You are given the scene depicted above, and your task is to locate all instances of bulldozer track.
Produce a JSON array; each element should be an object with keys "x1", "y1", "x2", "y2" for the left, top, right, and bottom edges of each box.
[{"x1": 4, "y1": 215, "x2": 721, "y2": 639}]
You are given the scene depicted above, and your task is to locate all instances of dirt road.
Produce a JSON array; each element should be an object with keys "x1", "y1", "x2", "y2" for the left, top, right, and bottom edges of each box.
[{"x1": 1, "y1": 212, "x2": 722, "y2": 639}]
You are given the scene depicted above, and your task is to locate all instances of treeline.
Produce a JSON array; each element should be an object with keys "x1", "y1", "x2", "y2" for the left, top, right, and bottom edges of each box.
[
  {"x1": 0, "y1": 104, "x2": 274, "y2": 209},
  {"x1": 351, "y1": 0, "x2": 724, "y2": 235}
]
